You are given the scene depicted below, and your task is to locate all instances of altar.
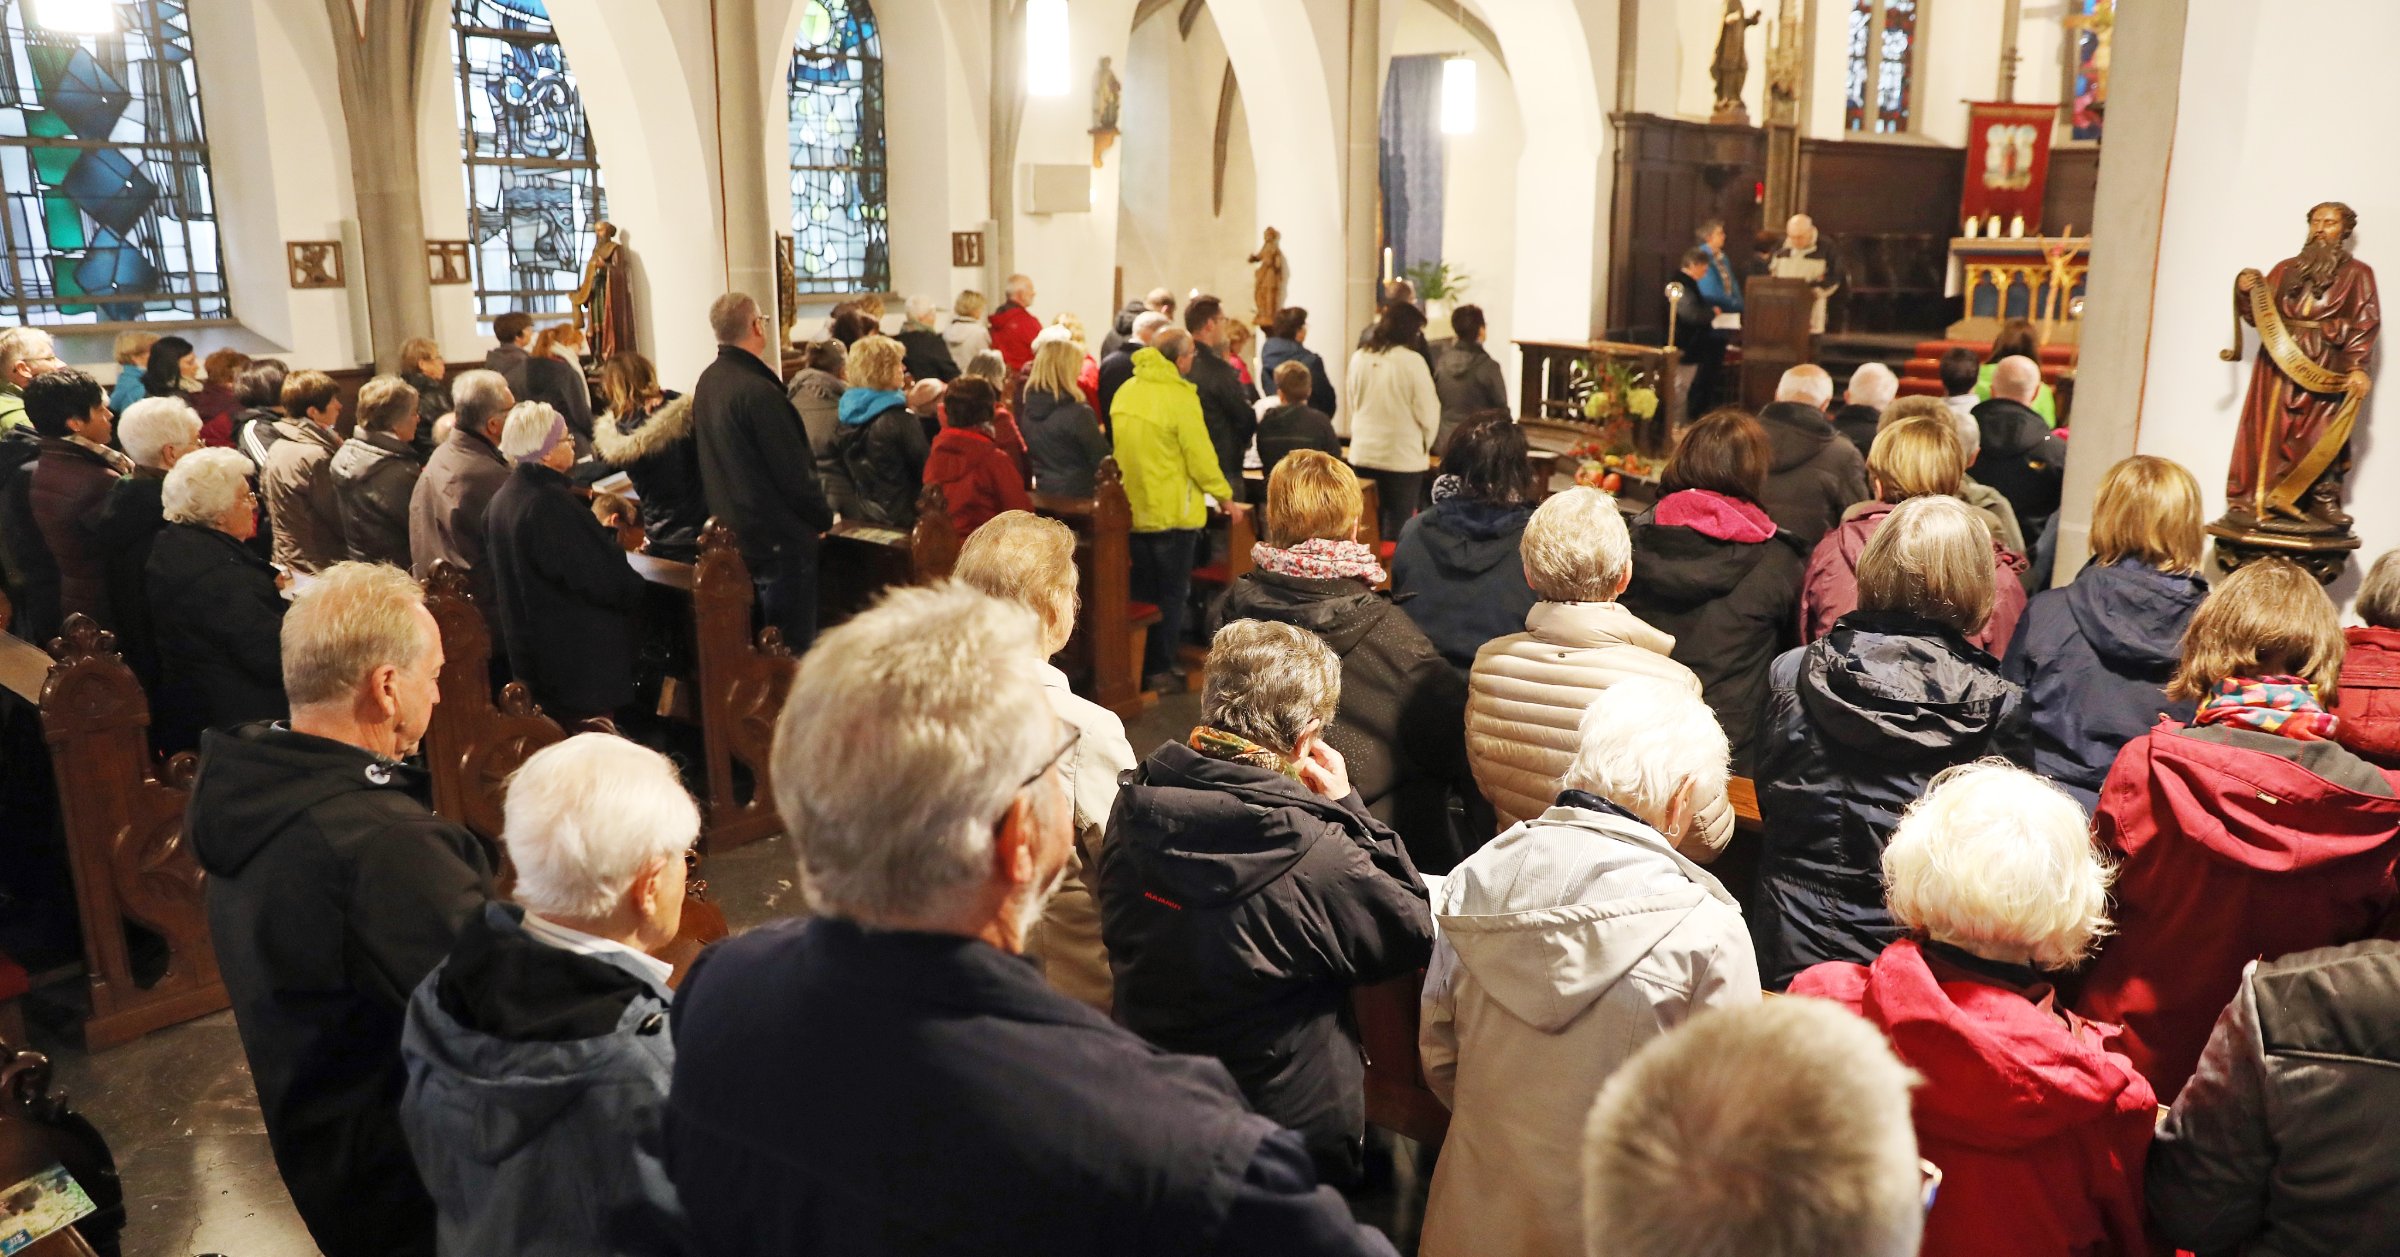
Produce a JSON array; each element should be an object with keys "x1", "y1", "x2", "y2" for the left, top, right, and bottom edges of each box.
[{"x1": 1946, "y1": 236, "x2": 2090, "y2": 344}]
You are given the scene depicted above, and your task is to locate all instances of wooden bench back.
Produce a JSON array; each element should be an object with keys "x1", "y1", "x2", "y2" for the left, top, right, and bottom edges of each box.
[
  {"x1": 33, "y1": 616, "x2": 225, "y2": 1049},
  {"x1": 1028, "y1": 458, "x2": 1142, "y2": 720},
  {"x1": 690, "y1": 521, "x2": 797, "y2": 853},
  {"x1": 420, "y1": 562, "x2": 568, "y2": 846}
]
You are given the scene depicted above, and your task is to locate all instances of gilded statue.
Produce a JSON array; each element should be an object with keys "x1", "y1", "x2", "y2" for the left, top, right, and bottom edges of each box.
[
  {"x1": 1091, "y1": 57, "x2": 1122, "y2": 168},
  {"x1": 2210, "y1": 201, "x2": 2379, "y2": 579},
  {"x1": 1711, "y1": 0, "x2": 1762, "y2": 124},
  {"x1": 1248, "y1": 227, "x2": 1286, "y2": 326},
  {"x1": 573, "y1": 221, "x2": 635, "y2": 361}
]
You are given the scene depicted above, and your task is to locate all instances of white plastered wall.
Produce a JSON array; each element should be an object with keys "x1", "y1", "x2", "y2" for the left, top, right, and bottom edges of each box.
[
  {"x1": 1392, "y1": 0, "x2": 1521, "y2": 394},
  {"x1": 1113, "y1": 5, "x2": 1257, "y2": 319},
  {"x1": 2072, "y1": 0, "x2": 2399, "y2": 608}
]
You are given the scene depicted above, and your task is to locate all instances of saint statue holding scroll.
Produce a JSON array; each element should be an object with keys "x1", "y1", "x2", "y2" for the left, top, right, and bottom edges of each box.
[
  {"x1": 2220, "y1": 201, "x2": 2377, "y2": 538},
  {"x1": 574, "y1": 221, "x2": 636, "y2": 361}
]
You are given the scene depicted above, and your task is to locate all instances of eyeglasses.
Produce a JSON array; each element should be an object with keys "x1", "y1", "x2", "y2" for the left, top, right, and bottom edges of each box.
[
  {"x1": 1018, "y1": 722, "x2": 1079, "y2": 791},
  {"x1": 1919, "y1": 1158, "x2": 1944, "y2": 1214}
]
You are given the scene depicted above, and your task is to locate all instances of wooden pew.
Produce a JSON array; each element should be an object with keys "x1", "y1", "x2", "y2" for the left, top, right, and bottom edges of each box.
[
  {"x1": 418, "y1": 565, "x2": 727, "y2": 979},
  {"x1": 31, "y1": 617, "x2": 225, "y2": 1049},
  {"x1": 817, "y1": 483, "x2": 963, "y2": 626},
  {"x1": 1029, "y1": 459, "x2": 1150, "y2": 721},
  {"x1": 1356, "y1": 774, "x2": 1766, "y2": 1149},
  {"x1": 689, "y1": 522, "x2": 798, "y2": 853}
]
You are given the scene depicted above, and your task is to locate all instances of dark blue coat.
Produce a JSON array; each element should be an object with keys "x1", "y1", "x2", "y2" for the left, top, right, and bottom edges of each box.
[
  {"x1": 665, "y1": 916, "x2": 1397, "y2": 1257},
  {"x1": 1751, "y1": 611, "x2": 2028, "y2": 989},
  {"x1": 1390, "y1": 498, "x2": 1537, "y2": 671},
  {"x1": 1260, "y1": 336, "x2": 1337, "y2": 418},
  {"x1": 2002, "y1": 558, "x2": 2205, "y2": 809}
]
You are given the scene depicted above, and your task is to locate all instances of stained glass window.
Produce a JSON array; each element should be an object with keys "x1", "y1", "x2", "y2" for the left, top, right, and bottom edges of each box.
[
  {"x1": 0, "y1": 0, "x2": 227, "y2": 325},
  {"x1": 1844, "y1": 0, "x2": 1917, "y2": 134},
  {"x1": 789, "y1": 0, "x2": 888, "y2": 295},
  {"x1": 453, "y1": 0, "x2": 605, "y2": 322}
]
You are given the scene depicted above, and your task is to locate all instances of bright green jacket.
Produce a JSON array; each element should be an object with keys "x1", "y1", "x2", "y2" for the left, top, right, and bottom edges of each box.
[
  {"x1": 0, "y1": 385, "x2": 23, "y2": 430},
  {"x1": 1111, "y1": 348, "x2": 1233, "y2": 532}
]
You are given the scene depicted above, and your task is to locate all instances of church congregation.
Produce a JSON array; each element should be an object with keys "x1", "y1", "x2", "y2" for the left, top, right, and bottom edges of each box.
[{"x1": 4, "y1": 1, "x2": 2400, "y2": 1256}]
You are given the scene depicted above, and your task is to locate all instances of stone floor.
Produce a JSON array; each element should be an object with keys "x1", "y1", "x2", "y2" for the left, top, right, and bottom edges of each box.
[{"x1": 21, "y1": 689, "x2": 1428, "y2": 1255}]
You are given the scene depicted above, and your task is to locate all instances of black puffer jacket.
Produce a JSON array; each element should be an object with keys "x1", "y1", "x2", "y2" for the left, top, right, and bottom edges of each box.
[
  {"x1": 896, "y1": 325, "x2": 961, "y2": 384},
  {"x1": 484, "y1": 462, "x2": 648, "y2": 721},
  {"x1": 1389, "y1": 498, "x2": 1536, "y2": 671},
  {"x1": 188, "y1": 723, "x2": 494, "y2": 1257},
  {"x1": 146, "y1": 522, "x2": 285, "y2": 751},
  {"x1": 594, "y1": 392, "x2": 707, "y2": 561},
  {"x1": 1750, "y1": 610, "x2": 2027, "y2": 988},
  {"x1": 828, "y1": 395, "x2": 928, "y2": 528},
  {"x1": 1018, "y1": 385, "x2": 1107, "y2": 497},
  {"x1": 402, "y1": 371, "x2": 451, "y2": 462},
  {"x1": 1621, "y1": 509, "x2": 1808, "y2": 775},
  {"x1": 2002, "y1": 557, "x2": 2206, "y2": 808},
  {"x1": 2150, "y1": 939, "x2": 2400, "y2": 1257},
  {"x1": 1756, "y1": 401, "x2": 1870, "y2": 547},
  {"x1": 92, "y1": 468, "x2": 167, "y2": 685},
  {"x1": 1099, "y1": 741, "x2": 1432, "y2": 1187},
  {"x1": 1219, "y1": 570, "x2": 1483, "y2": 871}
]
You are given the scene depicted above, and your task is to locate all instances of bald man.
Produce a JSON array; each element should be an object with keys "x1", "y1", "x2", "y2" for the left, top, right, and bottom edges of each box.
[
  {"x1": 1756, "y1": 364, "x2": 1869, "y2": 547},
  {"x1": 1971, "y1": 355, "x2": 2067, "y2": 549},
  {"x1": 1769, "y1": 214, "x2": 1844, "y2": 334}
]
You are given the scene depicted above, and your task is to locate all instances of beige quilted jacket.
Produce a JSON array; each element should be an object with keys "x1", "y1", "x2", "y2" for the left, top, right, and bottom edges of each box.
[{"x1": 1464, "y1": 600, "x2": 1735, "y2": 859}]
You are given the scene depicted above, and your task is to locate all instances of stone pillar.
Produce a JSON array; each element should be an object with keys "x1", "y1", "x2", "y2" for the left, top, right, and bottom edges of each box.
[
  {"x1": 324, "y1": 0, "x2": 436, "y2": 371},
  {"x1": 2068, "y1": 0, "x2": 2399, "y2": 600},
  {"x1": 715, "y1": 0, "x2": 778, "y2": 320}
]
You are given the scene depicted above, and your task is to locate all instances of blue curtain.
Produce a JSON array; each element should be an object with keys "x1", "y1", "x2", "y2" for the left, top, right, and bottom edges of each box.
[{"x1": 1379, "y1": 55, "x2": 1445, "y2": 286}]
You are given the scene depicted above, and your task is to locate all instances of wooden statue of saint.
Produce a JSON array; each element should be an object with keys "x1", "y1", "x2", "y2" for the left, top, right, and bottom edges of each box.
[
  {"x1": 1711, "y1": 0, "x2": 1762, "y2": 124},
  {"x1": 1249, "y1": 227, "x2": 1287, "y2": 326},
  {"x1": 574, "y1": 221, "x2": 636, "y2": 361},
  {"x1": 1091, "y1": 57, "x2": 1123, "y2": 167},
  {"x1": 2211, "y1": 200, "x2": 2379, "y2": 579}
]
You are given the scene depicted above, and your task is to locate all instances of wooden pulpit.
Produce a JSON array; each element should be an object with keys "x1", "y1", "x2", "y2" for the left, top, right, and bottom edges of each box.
[{"x1": 1739, "y1": 276, "x2": 1817, "y2": 409}]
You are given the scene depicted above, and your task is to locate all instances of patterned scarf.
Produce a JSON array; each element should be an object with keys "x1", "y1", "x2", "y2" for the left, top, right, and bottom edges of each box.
[
  {"x1": 2192, "y1": 675, "x2": 2342, "y2": 741},
  {"x1": 1250, "y1": 536, "x2": 1386, "y2": 584},
  {"x1": 1189, "y1": 725, "x2": 1299, "y2": 778}
]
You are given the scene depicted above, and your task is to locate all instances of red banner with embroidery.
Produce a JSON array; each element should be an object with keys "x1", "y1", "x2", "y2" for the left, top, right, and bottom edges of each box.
[{"x1": 1961, "y1": 102, "x2": 2059, "y2": 234}]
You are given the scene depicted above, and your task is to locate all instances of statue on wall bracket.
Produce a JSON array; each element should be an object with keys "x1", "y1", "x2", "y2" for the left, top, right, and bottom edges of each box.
[
  {"x1": 1249, "y1": 227, "x2": 1286, "y2": 327},
  {"x1": 1091, "y1": 56, "x2": 1122, "y2": 168},
  {"x1": 2207, "y1": 201, "x2": 2379, "y2": 583},
  {"x1": 1710, "y1": 0, "x2": 1762, "y2": 126},
  {"x1": 573, "y1": 221, "x2": 636, "y2": 361}
]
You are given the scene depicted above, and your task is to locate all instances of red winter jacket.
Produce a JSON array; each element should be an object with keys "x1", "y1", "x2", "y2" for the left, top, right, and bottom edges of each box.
[
  {"x1": 2333, "y1": 626, "x2": 2400, "y2": 771},
  {"x1": 1792, "y1": 940, "x2": 2156, "y2": 1257},
  {"x1": 1798, "y1": 500, "x2": 2028, "y2": 656},
  {"x1": 922, "y1": 425, "x2": 1030, "y2": 538},
  {"x1": 988, "y1": 303, "x2": 1042, "y2": 372},
  {"x1": 2076, "y1": 722, "x2": 2400, "y2": 1101}
]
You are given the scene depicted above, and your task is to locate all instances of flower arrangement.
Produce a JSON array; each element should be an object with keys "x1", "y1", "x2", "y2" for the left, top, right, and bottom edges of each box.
[{"x1": 1567, "y1": 440, "x2": 1659, "y2": 493}]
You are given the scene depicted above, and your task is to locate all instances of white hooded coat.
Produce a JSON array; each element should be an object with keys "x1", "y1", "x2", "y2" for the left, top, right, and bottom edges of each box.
[{"x1": 1417, "y1": 801, "x2": 1760, "y2": 1257}]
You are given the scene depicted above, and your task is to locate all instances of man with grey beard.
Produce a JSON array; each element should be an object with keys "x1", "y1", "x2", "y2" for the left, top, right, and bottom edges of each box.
[
  {"x1": 2223, "y1": 200, "x2": 2379, "y2": 530},
  {"x1": 663, "y1": 584, "x2": 1399, "y2": 1257}
]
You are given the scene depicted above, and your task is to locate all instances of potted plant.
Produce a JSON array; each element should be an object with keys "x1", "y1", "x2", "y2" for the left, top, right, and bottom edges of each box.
[{"x1": 1405, "y1": 260, "x2": 1471, "y2": 324}]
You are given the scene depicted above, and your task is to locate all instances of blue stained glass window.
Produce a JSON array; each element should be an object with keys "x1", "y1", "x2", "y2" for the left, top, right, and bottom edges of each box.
[
  {"x1": 0, "y1": 0, "x2": 228, "y2": 325},
  {"x1": 453, "y1": 0, "x2": 605, "y2": 322},
  {"x1": 1843, "y1": 0, "x2": 1915, "y2": 134},
  {"x1": 789, "y1": 0, "x2": 888, "y2": 294}
]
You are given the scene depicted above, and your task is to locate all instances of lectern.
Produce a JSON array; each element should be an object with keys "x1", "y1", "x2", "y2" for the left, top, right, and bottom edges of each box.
[{"x1": 1739, "y1": 276, "x2": 1817, "y2": 409}]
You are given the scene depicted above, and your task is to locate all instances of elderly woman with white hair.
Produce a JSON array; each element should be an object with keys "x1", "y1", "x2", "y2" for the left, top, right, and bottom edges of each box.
[
  {"x1": 1101, "y1": 618, "x2": 1433, "y2": 1188},
  {"x1": 147, "y1": 447, "x2": 285, "y2": 749},
  {"x1": 402, "y1": 734, "x2": 697, "y2": 1255},
  {"x1": 1753, "y1": 494, "x2": 2028, "y2": 989},
  {"x1": 483, "y1": 401, "x2": 647, "y2": 728},
  {"x1": 952, "y1": 511, "x2": 1138, "y2": 1011},
  {"x1": 1467, "y1": 485, "x2": 1734, "y2": 855},
  {"x1": 667, "y1": 585, "x2": 1397, "y2": 1255},
  {"x1": 1791, "y1": 763, "x2": 2157, "y2": 1257},
  {"x1": 896, "y1": 294, "x2": 963, "y2": 383},
  {"x1": 1419, "y1": 677, "x2": 1758, "y2": 1257},
  {"x1": 95, "y1": 395, "x2": 204, "y2": 683}
]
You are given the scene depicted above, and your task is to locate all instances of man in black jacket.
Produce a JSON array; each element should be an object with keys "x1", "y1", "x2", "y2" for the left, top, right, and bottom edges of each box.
[
  {"x1": 1184, "y1": 295, "x2": 1258, "y2": 490},
  {"x1": 1098, "y1": 308, "x2": 1171, "y2": 423},
  {"x1": 693, "y1": 291, "x2": 834, "y2": 649},
  {"x1": 188, "y1": 562, "x2": 493, "y2": 1257},
  {"x1": 1972, "y1": 354, "x2": 2067, "y2": 551},
  {"x1": 1756, "y1": 364, "x2": 1871, "y2": 547},
  {"x1": 667, "y1": 584, "x2": 1396, "y2": 1257},
  {"x1": 1100, "y1": 620, "x2": 1433, "y2": 1186}
]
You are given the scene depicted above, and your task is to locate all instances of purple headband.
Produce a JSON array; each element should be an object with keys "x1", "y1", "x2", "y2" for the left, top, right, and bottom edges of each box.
[{"x1": 514, "y1": 413, "x2": 569, "y2": 464}]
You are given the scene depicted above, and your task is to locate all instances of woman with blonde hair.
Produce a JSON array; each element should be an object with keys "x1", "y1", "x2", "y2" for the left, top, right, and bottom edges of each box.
[
  {"x1": 1753, "y1": 494, "x2": 2028, "y2": 988},
  {"x1": 2077, "y1": 557, "x2": 2400, "y2": 1101},
  {"x1": 2001, "y1": 455, "x2": 2209, "y2": 806},
  {"x1": 110, "y1": 329, "x2": 157, "y2": 416},
  {"x1": 592, "y1": 351, "x2": 705, "y2": 560},
  {"x1": 1019, "y1": 334, "x2": 1106, "y2": 495},
  {"x1": 521, "y1": 322, "x2": 596, "y2": 456},
  {"x1": 1798, "y1": 413, "x2": 2028, "y2": 652},
  {"x1": 827, "y1": 333, "x2": 928, "y2": 526},
  {"x1": 944, "y1": 288, "x2": 992, "y2": 371},
  {"x1": 1792, "y1": 763, "x2": 2156, "y2": 1257},
  {"x1": 1221, "y1": 449, "x2": 1480, "y2": 870}
]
